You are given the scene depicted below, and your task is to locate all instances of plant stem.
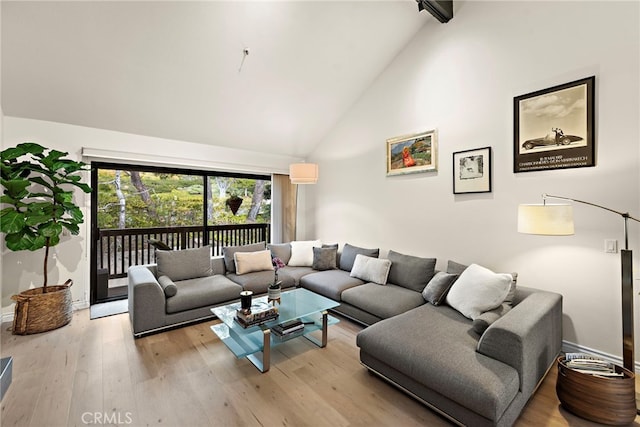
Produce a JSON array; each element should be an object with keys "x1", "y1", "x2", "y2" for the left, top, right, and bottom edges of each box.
[{"x1": 43, "y1": 238, "x2": 50, "y2": 292}]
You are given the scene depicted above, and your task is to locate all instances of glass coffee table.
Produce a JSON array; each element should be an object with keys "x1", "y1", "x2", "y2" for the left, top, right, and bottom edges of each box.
[{"x1": 210, "y1": 288, "x2": 339, "y2": 373}]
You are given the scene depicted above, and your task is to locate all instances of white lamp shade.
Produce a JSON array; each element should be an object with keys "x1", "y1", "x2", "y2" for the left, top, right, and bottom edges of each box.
[
  {"x1": 289, "y1": 163, "x2": 318, "y2": 184},
  {"x1": 518, "y1": 204, "x2": 575, "y2": 235}
]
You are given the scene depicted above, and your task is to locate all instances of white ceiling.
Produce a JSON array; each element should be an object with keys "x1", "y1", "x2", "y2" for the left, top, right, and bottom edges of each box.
[{"x1": 2, "y1": 1, "x2": 429, "y2": 158}]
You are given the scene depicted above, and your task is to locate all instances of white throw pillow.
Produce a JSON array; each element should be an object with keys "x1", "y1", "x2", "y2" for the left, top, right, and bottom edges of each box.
[
  {"x1": 350, "y1": 254, "x2": 392, "y2": 285},
  {"x1": 445, "y1": 263, "x2": 512, "y2": 319},
  {"x1": 234, "y1": 250, "x2": 274, "y2": 275},
  {"x1": 288, "y1": 240, "x2": 322, "y2": 267}
]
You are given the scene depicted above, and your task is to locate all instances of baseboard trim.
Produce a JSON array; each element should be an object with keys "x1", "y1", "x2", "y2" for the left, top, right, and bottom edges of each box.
[{"x1": 562, "y1": 340, "x2": 640, "y2": 372}]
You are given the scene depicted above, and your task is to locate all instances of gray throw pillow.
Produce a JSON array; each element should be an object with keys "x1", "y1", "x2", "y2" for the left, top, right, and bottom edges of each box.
[
  {"x1": 158, "y1": 275, "x2": 178, "y2": 297},
  {"x1": 472, "y1": 303, "x2": 512, "y2": 335},
  {"x1": 387, "y1": 250, "x2": 436, "y2": 292},
  {"x1": 222, "y1": 242, "x2": 266, "y2": 273},
  {"x1": 312, "y1": 247, "x2": 337, "y2": 271},
  {"x1": 422, "y1": 271, "x2": 458, "y2": 305},
  {"x1": 339, "y1": 243, "x2": 380, "y2": 272},
  {"x1": 157, "y1": 245, "x2": 212, "y2": 281},
  {"x1": 268, "y1": 243, "x2": 292, "y2": 265}
]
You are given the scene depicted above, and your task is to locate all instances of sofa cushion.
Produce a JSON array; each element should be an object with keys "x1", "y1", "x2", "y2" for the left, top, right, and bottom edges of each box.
[
  {"x1": 158, "y1": 275, "x2": 178, "y2": 297},
  {"x1": 472, "y1": 303, "x2": 512, "y2": 335},
  {"x1": 234, "y1": 249, "x2": 274, "y2": 275},
  {"x1": 387, "y1": 250, "x2": 436, "y2": 292},
  {"x1": 447, "y1": 260, "x2": 468, "y2": 275},
  {"x1": 157, "y1": 245, "x2": 212, "y2": 281},
  {"x1": 422, "y1": 272, "x2": 458, "y2": 306},
  {"x1": 312, "y1": 246, "x2": 337, "y2": 271},
  {"x1": 350, "y1": 254, "x2": 391, "y2": 285},
  {"x1": 165, "y1": 275, "x2": 243, "y2": 314},
  {"x1": 288, "y1": 240, "x2": 322, "y2": 267},
  {"x1": 278, "y1": 266, "x2": 315, "y2": 286},
  {"x1": 226, "y1": 270, "x2": 295, "y2": 294},
  {"x1": 446, "y1": 264, "x2": 512, "y2": 319},
  {"x1": 339, "y1": 243, "x2": 379, "y2": 272},
  {"x1": 300, "y1": 269, "x2": 364, "y2": 301},
  {"x1": 223, "y1": 242, "x2": 266, "y2": 274},
  {"x1": 342, "y1": 283, "x2": 425, "y2": 319},
  {"x1": 356, "y1": 304, "x2": 520, "y2": 421},
  {"x1": 268, "y1": 243, "x2": 291, "y2": 265}
]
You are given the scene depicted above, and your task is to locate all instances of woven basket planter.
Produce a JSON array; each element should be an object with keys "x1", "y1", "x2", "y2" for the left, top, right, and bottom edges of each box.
[{"x1": 11, "y1": 280, "x2": 73, "y2": 335}]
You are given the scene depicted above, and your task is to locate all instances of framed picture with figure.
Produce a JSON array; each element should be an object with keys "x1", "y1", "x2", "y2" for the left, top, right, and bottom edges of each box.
[
  {"x1": 453, "y1": 147, "x2": 492, "y2": 194},
  {"x1": 514, "y1": 76, "x2": 595, "y2": 173},
  {"x1": 386, "y1": 129, "x2": 437, "y2": 176}
]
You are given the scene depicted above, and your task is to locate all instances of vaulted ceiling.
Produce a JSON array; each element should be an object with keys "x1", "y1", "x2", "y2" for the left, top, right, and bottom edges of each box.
[{"x1": 2, "y1": 1, "x2": 429, "y2": 158}]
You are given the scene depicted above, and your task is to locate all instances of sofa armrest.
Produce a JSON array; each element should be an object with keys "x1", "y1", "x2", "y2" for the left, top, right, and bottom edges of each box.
[
  {"x1": 476, "y1": 290, "x2": 562, "y2": 396},
  {"x1": 128, "y1": 265, "x2": 167, "y2": 336}
]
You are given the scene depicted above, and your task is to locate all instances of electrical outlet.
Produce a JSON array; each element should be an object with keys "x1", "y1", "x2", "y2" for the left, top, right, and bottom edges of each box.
[{"x1": 605, "y1": 239, "x2": 618, "y2": 253}]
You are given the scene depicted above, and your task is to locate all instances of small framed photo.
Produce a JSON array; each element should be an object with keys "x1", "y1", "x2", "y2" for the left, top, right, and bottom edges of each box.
[
  {"x1": 386, "y1": 129, "x2": 437, "y2": 176},
  {"x1": 514, "y1": 76, "x2": 595, "y2": 173},
  {"x1": 453, "y1": 147, "x2": 492, "y2": 194}
]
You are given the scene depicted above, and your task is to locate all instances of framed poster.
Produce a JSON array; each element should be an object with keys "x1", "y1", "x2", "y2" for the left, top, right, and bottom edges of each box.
[
  {"x1": 386, "y1": 129, "x2": 437, "y2": 176},
  {"x1": 514, "y1": 76, "x2": 595, "y2": 173},
  {"x1": 453, "y1": 147, "x2": 492, "y2": 194}
]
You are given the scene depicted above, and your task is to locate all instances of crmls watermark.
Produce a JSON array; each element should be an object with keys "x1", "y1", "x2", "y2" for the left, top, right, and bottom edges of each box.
[{"x1": 81, "y1": 412, "x2": 133, "y2": 425}]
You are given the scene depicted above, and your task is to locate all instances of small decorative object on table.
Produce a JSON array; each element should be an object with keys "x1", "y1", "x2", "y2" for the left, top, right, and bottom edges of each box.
[{"x1": 269, "y1": 256, "x2": 285, "y2": 305}]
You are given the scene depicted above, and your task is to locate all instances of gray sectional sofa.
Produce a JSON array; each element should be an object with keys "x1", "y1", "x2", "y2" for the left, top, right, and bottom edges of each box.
[{"x1": 127, "y1": 241, "x2": 562, "y2": 426}]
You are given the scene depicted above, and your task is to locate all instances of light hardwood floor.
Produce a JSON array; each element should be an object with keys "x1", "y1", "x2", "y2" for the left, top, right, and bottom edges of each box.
[{"x1": 1, "y1": 310, "x2": 638, "y2": 427}]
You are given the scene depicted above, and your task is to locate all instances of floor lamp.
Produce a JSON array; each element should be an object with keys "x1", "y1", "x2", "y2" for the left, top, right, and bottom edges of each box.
[
  {"x1": 518, "y1": 194, "x2": 640, "y2": 411},
  {"x1": 288, "y1": 163, "x2": 318, "y2": 240}
]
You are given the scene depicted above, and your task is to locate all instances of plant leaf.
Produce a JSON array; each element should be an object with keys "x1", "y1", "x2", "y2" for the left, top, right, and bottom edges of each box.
[{"x1": 0, "y1": 209, "x2": 25, "y2": 234}]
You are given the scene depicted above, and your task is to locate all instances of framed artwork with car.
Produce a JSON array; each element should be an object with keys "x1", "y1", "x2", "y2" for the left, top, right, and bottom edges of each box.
[{"x1": 514, "y1": 76, "x2": 595, "y2": 173}]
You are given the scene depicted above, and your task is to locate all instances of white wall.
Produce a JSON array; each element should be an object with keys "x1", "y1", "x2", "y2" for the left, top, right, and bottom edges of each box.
[
  {"x1": 308, "y1": 1, "x2": 640, "y2": 360},
  {"x1": 1, "y1": 117, "x2": 300, "y2": 316}
]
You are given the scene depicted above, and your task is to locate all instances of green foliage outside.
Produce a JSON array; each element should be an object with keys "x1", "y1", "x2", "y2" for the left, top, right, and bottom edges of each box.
[{"x1": 97, "y1": 170, "x2": 271, "y2": 229}]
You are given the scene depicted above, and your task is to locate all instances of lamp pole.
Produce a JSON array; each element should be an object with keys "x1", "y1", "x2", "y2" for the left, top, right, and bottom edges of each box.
[{"x1": 544, "y1": 194, "x2": 640, "y2": 374}]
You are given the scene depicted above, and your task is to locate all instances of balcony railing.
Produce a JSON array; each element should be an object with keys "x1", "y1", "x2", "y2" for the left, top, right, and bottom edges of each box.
[{"x1": 98, "y1": 223, "x2": 270, "y2": 279}]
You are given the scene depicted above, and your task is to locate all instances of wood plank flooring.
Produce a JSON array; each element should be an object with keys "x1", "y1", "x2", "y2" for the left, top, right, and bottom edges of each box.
[{"x1": 1, "y1": 310, "x2": 638, "y2": 426}]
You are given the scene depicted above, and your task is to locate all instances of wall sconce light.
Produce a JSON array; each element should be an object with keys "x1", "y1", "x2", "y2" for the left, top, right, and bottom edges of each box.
[{"x1": 289, "y1": 163, "x2": 318, "y2": 184}]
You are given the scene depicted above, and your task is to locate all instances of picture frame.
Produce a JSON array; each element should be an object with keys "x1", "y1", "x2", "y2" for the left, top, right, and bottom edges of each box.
[
  {"x1": 453, "y1": 147, "x2": 492, "y2": 194},
  {"x1": 386, "y1": 129, "x2": 437, "y2": 176},
  {"x1": 514, "y1": 76, "x2": 595, "y2": 173}
]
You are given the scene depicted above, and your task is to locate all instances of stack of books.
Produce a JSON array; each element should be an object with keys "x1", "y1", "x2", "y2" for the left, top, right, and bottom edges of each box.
[
  {"x1": 564, "y1": 353, "x2": 623, "y2": 378},
  {"x1": 271, "y1": 319, "x2": 304, "y2": 338},
  {"x1": 235, "y1": 302, "x2": 279, "y2": 328}
]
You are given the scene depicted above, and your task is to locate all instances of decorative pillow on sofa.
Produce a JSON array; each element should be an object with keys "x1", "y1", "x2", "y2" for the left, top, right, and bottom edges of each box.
[
  {"x1": 234, "y1": 249, "x2": 274, "y2": 275},
  {"x1": 312, "y1": 246, "x2": 338, "y2": 271},
  {"x1": 222, "y1": 242, "x2": 266, "y2": 274},
  {"x1": 350, "y1": 254, "x2": 392, "y2": 285},
  {"x1": 158, "y1": 275, "x2": 178, "y2": 297},
  {"x1": 340, "y1": 243, "x2": 380, "y2": 272},
  {"x1": 157, "y1": 245, "x2": 212, "y2": 281},
  {"x1": 268, "y1": 243, "x2": 292, "y2": 265},
  {"x1": 422, "y1": 272, "x2": 458, "y2": 305},
  {"x1": 472, "y1": 303, "x2": 512, "y2": 335},
  {"x1": 288, "y1": 240, "x2": 322, "y2": 267},
  {"x1": 445, "y1": 263, "x2": 512, "y2": 320},
  {"x1": 387, "y1": 250, "x2": 437, "y2": 292}
]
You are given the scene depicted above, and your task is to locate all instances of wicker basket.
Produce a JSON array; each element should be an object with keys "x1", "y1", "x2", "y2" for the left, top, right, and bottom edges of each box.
[
  {"x1": 556, "y1": 356, "x2": 636, "y2": 425},
  {"x1": 11, "y1": 280, "x2": 73, "y2": 335}
]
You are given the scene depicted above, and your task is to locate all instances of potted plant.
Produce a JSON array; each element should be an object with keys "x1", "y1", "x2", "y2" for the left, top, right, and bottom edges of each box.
[
  {"x1": 1, "y1": 142, "x2": 91, "y2": 334},
  {"x1": 268, "y1": 256, "x2": 285, "y2": 305}
]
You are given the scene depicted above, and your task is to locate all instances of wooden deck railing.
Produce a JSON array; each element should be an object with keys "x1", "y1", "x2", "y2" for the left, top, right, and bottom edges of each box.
[{"x1": 98, "y1": 223, "x2": 270, "y2": 279}]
